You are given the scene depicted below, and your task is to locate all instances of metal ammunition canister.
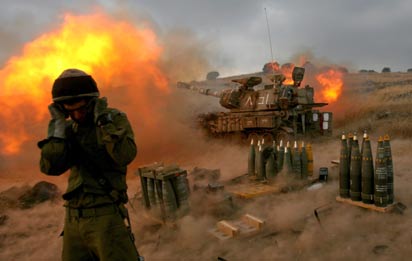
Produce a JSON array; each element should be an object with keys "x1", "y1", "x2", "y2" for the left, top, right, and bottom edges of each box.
[
  {"x1": 140, "y1": 176, "x2": 150, "y2": 209},
  {"x1": 349, "y1": 134, "x2": 362, "y2": 201},
  {"x1": 147, "y1": 178, "x2": 156, "y2": 206},
  {"x1": 162, "y1": 179, "x2": 178, "y2": 218},
  {"x1": 361, "y1": 135, "x2": 374, "y2": 204},
  {"x1": 154, "y1": 180, "x2": 163, "y2": 206},
  {"x1": 301, "y1": 141, "x2": 308, "y2": 179},
  {"x1": 248, "y1": 139, "x2": 256, "y2": 177},
  {"x1": 306, "y1": 143, "x2": 314, "y2": 176},
  {"x1": 374, "y1": 137, "x2": 388, "y2": 207},
  {"x1": 383, "y1": 134, "x2": 394, "y2": 204},
  {"x1": 339, "y1": 134, "x2": 350, "y2": 198},
  {"x1": 175, "y1": 174, "x2": 191, "y2": 215}
]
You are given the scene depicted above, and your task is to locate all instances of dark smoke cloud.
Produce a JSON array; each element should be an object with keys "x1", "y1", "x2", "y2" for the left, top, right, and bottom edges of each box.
[{"x1": 1, "y1": 1, "x2": 412, "y2": 73}]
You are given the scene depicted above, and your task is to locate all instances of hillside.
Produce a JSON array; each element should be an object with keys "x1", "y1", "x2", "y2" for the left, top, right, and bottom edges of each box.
[{"x1": 1, "y1": 72, "x2": 412, "y2": 260}]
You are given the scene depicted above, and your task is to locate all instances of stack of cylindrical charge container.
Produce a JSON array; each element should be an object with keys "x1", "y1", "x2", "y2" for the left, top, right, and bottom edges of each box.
[
  {"x1": 248, "y1": 139, "x2": 314, "y2": 180},
  {"x1": 137, "y1": 162, "x2": 191, "y2": 221},
  {"x1": 339, "y1": 132, "x2": 394, "y2": 207}
]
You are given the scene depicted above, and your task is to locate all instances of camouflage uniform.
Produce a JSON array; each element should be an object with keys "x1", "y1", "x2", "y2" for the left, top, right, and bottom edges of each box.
[{"x1": 38, "y1": 69, "x2": 140, "y2": 261}]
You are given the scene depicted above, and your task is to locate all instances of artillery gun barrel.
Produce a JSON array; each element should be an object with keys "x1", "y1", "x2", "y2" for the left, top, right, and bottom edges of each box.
[{"x1": 177, "y1": 81, "x2": 223, "y2": 98}]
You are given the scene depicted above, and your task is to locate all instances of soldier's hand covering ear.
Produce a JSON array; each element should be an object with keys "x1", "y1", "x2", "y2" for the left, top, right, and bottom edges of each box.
[
  {"x1": 94, "y1": 97, "x2": 112, "y2": 126},
  {"x1": 94, "y1": 97, "x2": 126, "y2": 144},
  {"x1": 48, "y1": 103, "x2": 67, "y2": 139}
]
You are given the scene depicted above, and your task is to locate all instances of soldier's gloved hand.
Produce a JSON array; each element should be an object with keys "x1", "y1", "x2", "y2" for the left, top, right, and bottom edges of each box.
[
  {"x1": 94, "y1": 97, "x2": 112, "y2": 126},
  {"x1": 93, "y1": 97, "x2": 123, "y2": 144},
  {"x1": 48, "y1": 103, "x2": 67, "y2": 139}
]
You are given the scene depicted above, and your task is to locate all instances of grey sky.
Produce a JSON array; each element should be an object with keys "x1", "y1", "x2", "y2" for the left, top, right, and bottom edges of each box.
[{"x1": 1, "y1": 0, "x2": 411, "y2": 76}]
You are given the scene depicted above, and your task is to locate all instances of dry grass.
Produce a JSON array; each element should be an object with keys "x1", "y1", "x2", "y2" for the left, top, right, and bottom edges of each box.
[{"x1": 333, "y1": 72, "x2": 412, "y2": 138}]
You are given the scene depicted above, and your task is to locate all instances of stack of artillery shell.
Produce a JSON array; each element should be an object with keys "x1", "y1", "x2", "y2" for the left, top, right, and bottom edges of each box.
[
  {"x1": 286, "y1": 141, "x2": 310, "y2": 179},
  {"x1": 338, "y1": 133, "x2": 395, "y2": 207},
  {"x1": 349, "y1": 134, "x2": 362, "y2": 201},
  {"x1": 247, "y1": 139, "x2": 311, "y2": 180},
  {"x1": 138, "y1": 164, "x2": 191, "y2": 220}
]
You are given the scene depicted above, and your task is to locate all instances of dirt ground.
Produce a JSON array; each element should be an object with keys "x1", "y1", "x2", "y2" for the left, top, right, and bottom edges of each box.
[{"x1": 1, "y1": 72, "x2": 412, "y2": 260}]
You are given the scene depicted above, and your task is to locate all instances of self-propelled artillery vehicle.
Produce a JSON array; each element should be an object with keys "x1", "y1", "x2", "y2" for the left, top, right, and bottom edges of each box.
[{"x1": 177, "y1": 67, "x2": 332, "y2": 143}]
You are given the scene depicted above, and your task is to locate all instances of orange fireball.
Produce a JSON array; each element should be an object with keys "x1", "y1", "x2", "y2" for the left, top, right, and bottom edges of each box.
[
  {"x1": 0, "y1": 12, "x2": 168, "y2": 155},
  {"x1": 315, "y1": 69, "x2": 343, "y2": 103}
]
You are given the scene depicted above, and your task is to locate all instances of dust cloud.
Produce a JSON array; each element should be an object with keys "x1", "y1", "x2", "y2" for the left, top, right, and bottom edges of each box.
[{"x1": 1, "y1": 10, "x2": 412, "y2": 261}]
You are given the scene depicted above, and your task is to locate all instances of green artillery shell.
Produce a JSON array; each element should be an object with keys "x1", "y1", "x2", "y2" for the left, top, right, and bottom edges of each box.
[
  {"x1": 339, "y1": 134, "x2": 350, "y2": 198},
  {"x1": 361, "y1": 136, "x2": 374, "y2": 204},
  {"x1": 255, "y1": 140, "x2": 261, "y2": 175},
  {"x1": 292, "y1": 141, "x2": 302, "y2": 177},
  {"x1": 347, "y1": 133, "x2": 354, "y2": 170},
  {"x1": 361, "y1": 130, "x2": 367, "y2": 156},
  {"x1": 285, "y1": 142, "x2": 293, "y2": 174},
  {"x1": 374, "y1": 137, "x2": 388, "y2": 207},
  {"x1": 277, "y1": 141, "x2": 284, "y2": 172},
  {"x1": 350, "y1": 135, "x2": 362, "y2": 201},
  {"x1": 272, "y1": 141, "x2": 279, "y2": 176},
  {"x1": 248, "y1": 139, "x2": 256, "y2": 177},
  {"x1": 256, "y1": 145, "x2": 266, "y2": 180},
  {"x1": 383, "y1": 135, "x2": 394, "y2": 204},
  {"x1": 266, "y1": 150, "x2": 276, "y2": 178},
  {"x1": 301, "y1": 142, "x2": 308, "y2": 179}
]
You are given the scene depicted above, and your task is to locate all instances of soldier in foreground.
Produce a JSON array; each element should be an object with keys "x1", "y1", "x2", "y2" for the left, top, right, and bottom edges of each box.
[{"x1": 38, "y1": 69, "x2": 143, "y2": 261}]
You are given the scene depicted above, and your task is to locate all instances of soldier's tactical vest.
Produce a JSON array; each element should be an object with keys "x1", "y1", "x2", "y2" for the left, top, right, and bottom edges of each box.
[{"x1": 63, "y1": 108, "x2": 128, "y2": 202}]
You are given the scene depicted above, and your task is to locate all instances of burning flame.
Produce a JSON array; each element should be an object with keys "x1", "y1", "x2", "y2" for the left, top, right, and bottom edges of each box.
[
  {"x1": 315, "y1": 69, "x2": 343, "y2": 103},
  {"x1": 0, "y1": 12, "x2": 168, "y2": 155},
  {"x1": 280, "y1": 64, "x2": 295, "y2": 85}
]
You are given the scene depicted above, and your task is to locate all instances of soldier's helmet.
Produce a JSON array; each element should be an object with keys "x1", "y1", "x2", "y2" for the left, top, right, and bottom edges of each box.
[{"x1": 52, "y1": 68, "x2": 99, "y2": 102}]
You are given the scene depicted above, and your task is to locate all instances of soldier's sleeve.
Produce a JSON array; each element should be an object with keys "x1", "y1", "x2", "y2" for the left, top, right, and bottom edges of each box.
[
  {"x1": 99, "y1": 111, "x2": 137, "y2": 166},
  {"x1": 38, "y1": 138, "x2": 72, "y2": 175}
]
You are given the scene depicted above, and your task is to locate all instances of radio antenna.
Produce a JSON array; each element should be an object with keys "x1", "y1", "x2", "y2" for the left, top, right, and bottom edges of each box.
[{"x1": 264, "y1": 7, "x2": 275, "y2": 67}]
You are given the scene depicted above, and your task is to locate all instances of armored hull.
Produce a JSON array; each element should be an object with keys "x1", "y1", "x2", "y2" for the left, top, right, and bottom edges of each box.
[{"x1": 178, "y1": 67, "x2": 333, "y2": 142}]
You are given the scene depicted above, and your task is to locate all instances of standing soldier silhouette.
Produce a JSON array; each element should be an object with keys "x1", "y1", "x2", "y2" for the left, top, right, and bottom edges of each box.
[{"x1": 38, "y1": 68, "x2": 143, "y2": 261}]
